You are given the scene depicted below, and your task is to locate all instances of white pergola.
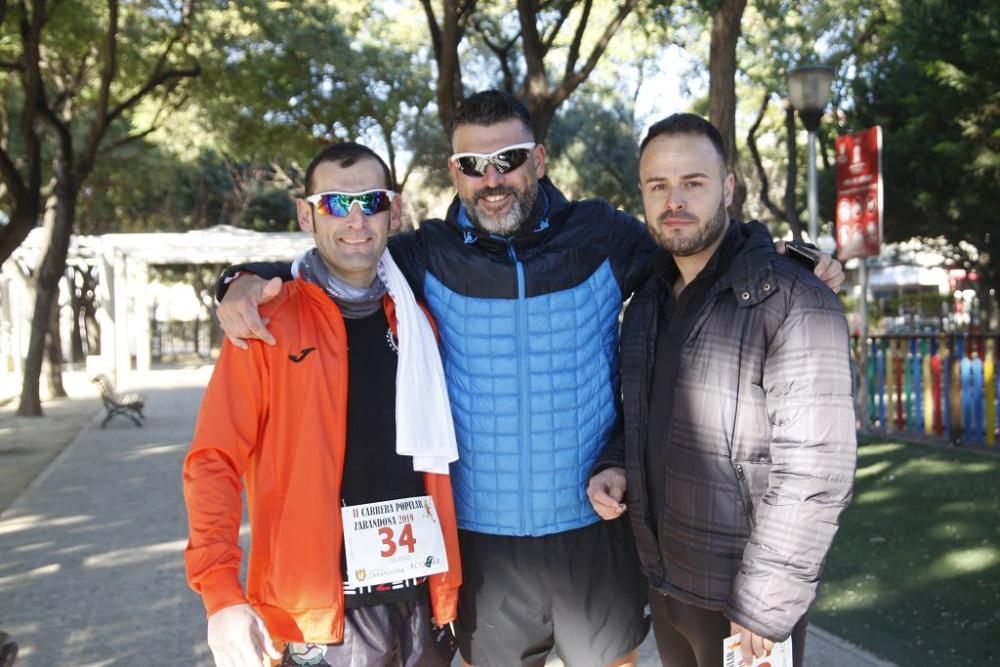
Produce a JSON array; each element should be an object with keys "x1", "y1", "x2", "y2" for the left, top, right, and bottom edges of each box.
[{"x1": 2, "y1": 225, "x2": 314, "y2": 386}]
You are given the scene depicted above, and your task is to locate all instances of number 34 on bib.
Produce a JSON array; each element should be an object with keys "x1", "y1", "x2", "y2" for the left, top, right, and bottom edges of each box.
[{"x1": 341, "y1": 495, "x2": 449, "y2": 588}]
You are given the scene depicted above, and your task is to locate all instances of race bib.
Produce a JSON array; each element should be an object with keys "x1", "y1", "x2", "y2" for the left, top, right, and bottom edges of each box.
[{"x1": 341, "y1": 495, "x2": 448, "y2": 588}]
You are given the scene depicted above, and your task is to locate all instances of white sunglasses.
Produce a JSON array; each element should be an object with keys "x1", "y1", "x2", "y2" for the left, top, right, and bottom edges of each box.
[{"x1": 449, "y1": 142, "x2": 537, "y2": 177}]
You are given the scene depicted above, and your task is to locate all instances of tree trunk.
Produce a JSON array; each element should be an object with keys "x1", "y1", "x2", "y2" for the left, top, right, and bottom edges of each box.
[
  {"x1": 0, "y1": 205, "x2": 42, "y2": 269},
  {"x1": 531, "y1": 105, "x2": 557, "y2": 144},
  {"x1": 709, "y1": 0, "x2": 748, "y2": 218},
  {"x1": 380, "y1": 120, "x2": 400, "y2": 189},
  {"x1": 746, "y1": 90, "x2": 790, "y2": 226},
  {"x1": 423, "y1": 0, "x2": 465, "y2": 137},
  {"x1": 17, "y1": 184, "x2": 77, "y2": 416},
  {"x1": 46, "y1": 294, "x2": 66, "y2": 397},
  {"x1": 784, "y1": 105, "x2": 804, "y2": 241},
  {"x1": 518, "y1": 0, "x2": 637, "y2": 144},
  {"x1": 17, "y1": 285, "x2": 47, "y2": 415},
  {"x1": 0, "y1": 0, "x2": 46, "y2": 268}
]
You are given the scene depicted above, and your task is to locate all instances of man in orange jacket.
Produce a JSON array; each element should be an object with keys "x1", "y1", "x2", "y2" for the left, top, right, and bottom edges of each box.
[{"x1": 183, "y1": 142, "x2": 462, "y2": 667}]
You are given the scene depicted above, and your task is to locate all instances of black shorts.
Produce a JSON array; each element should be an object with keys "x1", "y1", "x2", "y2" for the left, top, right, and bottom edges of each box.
[
  {"x1": 455, "y1": 518, "x2": 650, "y2": 667},
  {"x1": 279, "y1": 598, "x2": 456, "y2": 667}
]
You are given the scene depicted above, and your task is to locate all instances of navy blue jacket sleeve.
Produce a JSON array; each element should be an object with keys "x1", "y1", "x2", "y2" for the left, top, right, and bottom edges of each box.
[
  {"x1": 591, "y1": 417, "x2": 626, "y2": 478},
  {"x1": 214, "y1": 228, "x2": 428, "y2": 303},
  {"x1": 605, "y1": 209, "x2": 657, "y2": 300},
  {"x1": 388, "y1": 230, "x2": 427, "y2": 300},
  {"x1": 214, "y1": 261, "x2": 292, "y2": 302}
]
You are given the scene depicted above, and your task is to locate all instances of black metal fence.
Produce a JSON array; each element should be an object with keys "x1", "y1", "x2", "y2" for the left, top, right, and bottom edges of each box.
[{"x1": 150, "y1": 319, "x2": 214, "y2": 360}]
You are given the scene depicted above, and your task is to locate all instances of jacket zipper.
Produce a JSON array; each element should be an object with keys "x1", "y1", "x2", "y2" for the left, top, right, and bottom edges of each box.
[
  {"x1": 734, "y1": 463, "x2": 757, "y2": 530},
  {"x1": 727, "y1": 299, "x2": 755, "y2": 534},
  {"x1": 504, "y1": 238, "x2": 532, "y2": 534},
  {"x1": 639, "y1": 293, "x2": 656, "y2": 530},
  {"x1": 638, "y1": 292, "x2": 663, "y2": 580}
]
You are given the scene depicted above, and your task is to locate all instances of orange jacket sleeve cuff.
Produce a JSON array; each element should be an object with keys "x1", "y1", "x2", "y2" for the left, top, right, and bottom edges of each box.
[{"x1": 197, "y1": 568, "x2": 247, "y2": 617}]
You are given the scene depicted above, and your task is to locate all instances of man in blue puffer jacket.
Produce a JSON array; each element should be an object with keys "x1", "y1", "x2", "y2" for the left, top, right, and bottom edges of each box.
[{"x1": 215, "y1": 91, "x2": 842, "y2": 667}]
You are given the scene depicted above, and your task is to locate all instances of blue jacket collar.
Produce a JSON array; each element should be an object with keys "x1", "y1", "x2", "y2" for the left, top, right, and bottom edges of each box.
[{"x1": 448, "y1": 177, "x2": 570, "y2": 247}]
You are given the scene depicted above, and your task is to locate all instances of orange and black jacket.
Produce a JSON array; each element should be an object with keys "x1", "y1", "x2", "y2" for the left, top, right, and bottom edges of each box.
[{"x1": 182, "y1": 278, "x2": 461, "y2": 644}]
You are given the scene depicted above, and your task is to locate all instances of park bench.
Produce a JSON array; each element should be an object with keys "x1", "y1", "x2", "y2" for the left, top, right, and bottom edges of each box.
[
  {"x1": 0, "y1": 629, "x2": 17, "y2": 667},
  {"x1": 91, "y1": 374, "x2": 146, "y2": 428}
]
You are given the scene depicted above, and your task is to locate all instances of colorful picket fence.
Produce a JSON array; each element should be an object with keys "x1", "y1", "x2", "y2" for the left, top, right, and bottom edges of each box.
[{"x1": 854, "y1": 334, "x2": 999, "y2": 446}]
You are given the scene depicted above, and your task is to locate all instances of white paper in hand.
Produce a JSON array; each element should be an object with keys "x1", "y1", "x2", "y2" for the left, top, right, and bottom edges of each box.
[{"x1": 722, "y1": 633, "x2": 792, "y2": 667}]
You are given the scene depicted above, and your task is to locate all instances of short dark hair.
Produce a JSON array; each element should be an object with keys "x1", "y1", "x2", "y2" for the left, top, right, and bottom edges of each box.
[
  {"x1": 449, "y1": 90, "x2": 534, "y2": 140},
  {"x1": 639, "y1": 113, "x2": 728, "y2": 169},
  {"x1": 304, "y1": 142, "x2": 394, "y2": 195}
]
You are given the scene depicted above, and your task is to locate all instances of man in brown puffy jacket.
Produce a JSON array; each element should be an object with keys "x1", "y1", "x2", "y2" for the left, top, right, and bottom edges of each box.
[{"x1": 588, "y1": 113, "x2": 857, "y2": 667}]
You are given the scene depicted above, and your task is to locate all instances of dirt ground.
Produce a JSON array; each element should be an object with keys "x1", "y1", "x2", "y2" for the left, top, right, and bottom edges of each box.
[{"x1": 0, "y1": 371, "x2": 101, "y2": 514}]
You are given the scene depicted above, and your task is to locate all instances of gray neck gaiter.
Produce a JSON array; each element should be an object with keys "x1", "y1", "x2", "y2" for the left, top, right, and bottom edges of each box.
[{"x1": 297, "y1": 248, "x2": 386, "y2": 319}]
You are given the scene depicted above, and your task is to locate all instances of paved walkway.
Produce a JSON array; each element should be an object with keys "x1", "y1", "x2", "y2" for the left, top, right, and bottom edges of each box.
[{"x1": 0, "y1": 368, "x2": 896, "y2": 666}]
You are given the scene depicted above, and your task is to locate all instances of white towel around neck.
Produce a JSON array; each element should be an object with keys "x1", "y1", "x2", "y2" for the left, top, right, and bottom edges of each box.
[{"x1": 378, "y1": 250, "x2": 458, "y2": 474}]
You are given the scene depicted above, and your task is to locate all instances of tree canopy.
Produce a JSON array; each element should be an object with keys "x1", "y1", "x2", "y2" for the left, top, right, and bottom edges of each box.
[{"x1": 846, "y1": 0, "x2": 999, "y2": 296}]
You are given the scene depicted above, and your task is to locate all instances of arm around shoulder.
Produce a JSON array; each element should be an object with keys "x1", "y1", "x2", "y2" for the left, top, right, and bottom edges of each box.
[
  {"x1": 606, "y1": 207, "x2": 658, "y2": 298},
  {"x1": 215, "y1": 262, "x2": 293, "y2": 302},
  {"x1": 216, "y1": 271, "x2": 289, "y2": 348}
]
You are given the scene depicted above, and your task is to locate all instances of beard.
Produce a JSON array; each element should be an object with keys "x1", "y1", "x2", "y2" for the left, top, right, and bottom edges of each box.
[
  {"x1": 650, "y1": 200, "x2": 729, "y2": 257},
  {"x1": 460, "y1": 180, "x2": 538, "y2": 236}
]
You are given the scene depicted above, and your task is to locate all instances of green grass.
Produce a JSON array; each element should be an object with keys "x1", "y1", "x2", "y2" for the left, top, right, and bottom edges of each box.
[{"x1": 811, "y1": 439, "x2": 1000, "y2": 666}]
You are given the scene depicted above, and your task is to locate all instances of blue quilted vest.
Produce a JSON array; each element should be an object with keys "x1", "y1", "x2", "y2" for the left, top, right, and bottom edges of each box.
[{"x1": 421, "y1": 199, "x2": 624, "y2": 536}]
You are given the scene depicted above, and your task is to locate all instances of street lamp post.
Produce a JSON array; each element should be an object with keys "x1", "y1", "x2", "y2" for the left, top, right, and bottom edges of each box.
[{"x1": 788, "y1": 64, "x2": 835, "y2": 244}]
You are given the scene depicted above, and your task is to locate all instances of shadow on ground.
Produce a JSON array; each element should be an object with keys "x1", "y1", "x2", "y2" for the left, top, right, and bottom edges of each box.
[
  {"x1": 0, "y1": 376, "x2": 101, "y2": 513},
  {"x1": 0, "y1": 370, "x2": 219, "y2": 665},
  {"x1": 812, "y1": 439, "x2": 1000, "y2": 666}
]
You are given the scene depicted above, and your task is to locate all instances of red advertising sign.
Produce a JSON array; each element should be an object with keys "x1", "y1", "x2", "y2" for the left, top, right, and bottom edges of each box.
[{"x1": 835, "y1": 126, "x2": 882, "y2": 260}]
